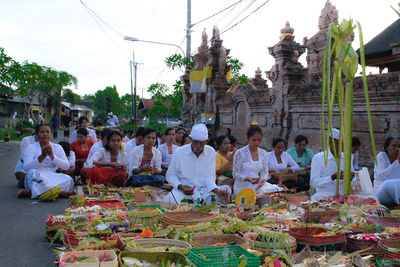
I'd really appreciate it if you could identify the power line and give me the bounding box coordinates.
[191,0,243,27]
[220,0,271,35]
[79,0,129,58]
[79,0,126,37]
[221,0,257,31]
[209,0,242,28]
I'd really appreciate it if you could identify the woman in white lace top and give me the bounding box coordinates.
[232,124,283,196]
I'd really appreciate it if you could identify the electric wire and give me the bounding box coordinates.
[221,0,257,32]
[191,0,243,27]
[220,0,271,36]
[79,0,129,58]
[79,0,126,37]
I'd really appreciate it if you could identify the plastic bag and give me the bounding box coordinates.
[357,167,374,195]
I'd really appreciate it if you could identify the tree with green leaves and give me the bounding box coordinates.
[62,88,81,105]
[226,56,249,84]
[0,47,77,121]
[147,82,169,98]
[164,54,194,70]
[0,48,21,96]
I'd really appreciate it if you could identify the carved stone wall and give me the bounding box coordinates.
[183,1,400,168]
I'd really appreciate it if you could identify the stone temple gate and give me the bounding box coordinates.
[180,0,400,168]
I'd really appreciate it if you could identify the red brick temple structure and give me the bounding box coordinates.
[180,1,400,168]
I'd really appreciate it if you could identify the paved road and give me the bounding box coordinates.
[0,130,69,267]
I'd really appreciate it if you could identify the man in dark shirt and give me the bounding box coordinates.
[61,110,72,140]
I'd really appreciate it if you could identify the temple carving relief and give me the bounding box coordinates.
[180,0,400,168]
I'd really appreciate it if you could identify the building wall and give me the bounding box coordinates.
[217,71,400,169]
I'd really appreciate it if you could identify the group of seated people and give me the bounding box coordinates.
[14,117,400,207]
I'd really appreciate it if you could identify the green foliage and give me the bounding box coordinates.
[147,82,169,98]
[226,56,244,77]
[226,56,249,85]
[62,88,81,105]
[16,120,34,130]
[321,19,376,195]
[165,54,194,70]
[92,85,122,121]
[0,48,21,95]
[145,81,183,132]
[391,5,400,16]
[92,86,137,124]
[0,47,77,119]
[81,94,94,101]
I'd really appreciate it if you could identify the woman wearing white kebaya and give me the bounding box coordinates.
[374,137,400,205]
[18,124,75,199]
[158,128,178,170]
[267,137,305,191]
[232,123,282,196]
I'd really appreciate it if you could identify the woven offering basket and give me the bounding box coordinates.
[60,250,118,267]
[126,238,191,254]
[190,234,249,249]
[248,235,297,254]
[284,194,310,206]
[118,251,189,266]
[128,208,163,226]
[366,216,400,227]
[139,201,177,210]
[162,211,216,228]
[188,245,259,267]
[346,234,377,253]
[289,227,346,251]
[376,238,400,260]
[302,206,340,223]
[236,211,259,221]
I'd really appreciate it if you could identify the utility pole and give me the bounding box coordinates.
[133,60,137,126]
[131,51,143,126]
[186,0,191,59]
[129,58,134,123]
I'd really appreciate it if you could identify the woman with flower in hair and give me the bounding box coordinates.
[232,123,283,196]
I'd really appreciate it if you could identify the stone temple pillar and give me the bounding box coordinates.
[266,22,307,139]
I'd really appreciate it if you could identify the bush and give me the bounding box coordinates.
[16,120,34,130]
[0,128,17,140]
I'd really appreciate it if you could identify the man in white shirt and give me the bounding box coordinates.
[125,127,146,160]
[165,124,230,204]
[107,112,119,127]
[310,128,355,201]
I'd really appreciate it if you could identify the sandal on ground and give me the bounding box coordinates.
[39,186,62,202]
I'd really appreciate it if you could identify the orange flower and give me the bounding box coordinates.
[278,209,286,212]
[185,225,195,228]
[284,221,291,226]
[359,222,365,226]
[140,229,154,238]
[134,188,141,191]
[313,232,327,237]
[216,242,227,246]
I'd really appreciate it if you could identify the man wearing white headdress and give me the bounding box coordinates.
[165,124,231,204]
[310,128,356,200]
[107,112,119,127]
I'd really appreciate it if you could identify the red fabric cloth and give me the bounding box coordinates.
[88,166,127,186]
[70,140,93,162]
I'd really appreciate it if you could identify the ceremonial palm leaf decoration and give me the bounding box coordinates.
[321,19,376,195]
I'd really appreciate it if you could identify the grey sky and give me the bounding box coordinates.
[1,0,398,98]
